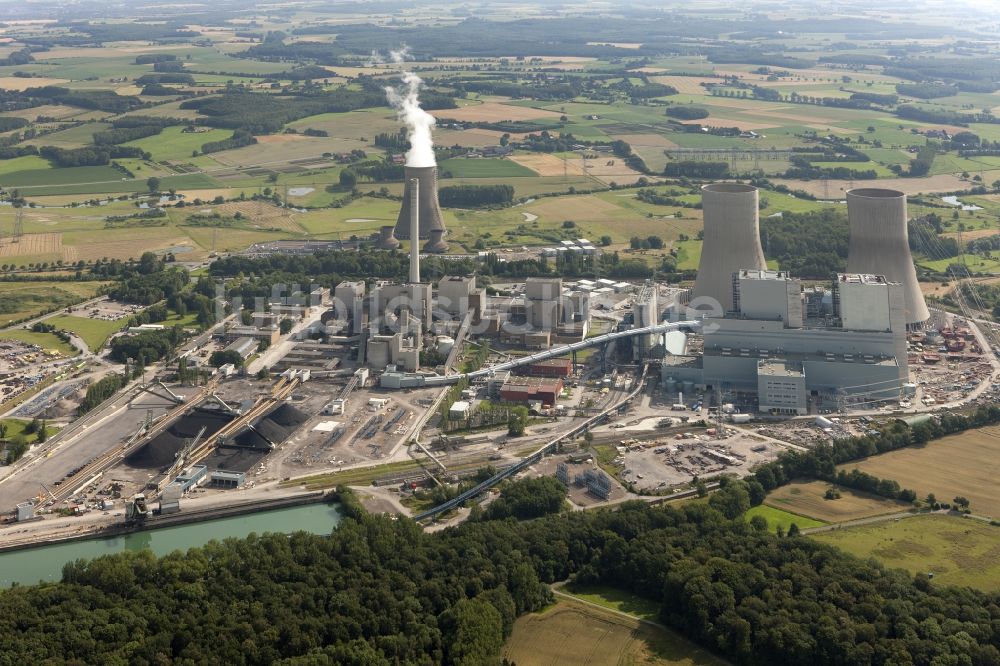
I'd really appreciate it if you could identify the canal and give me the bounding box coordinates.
[0,502,343,587]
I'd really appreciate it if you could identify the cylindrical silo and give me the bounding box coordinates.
[846,188,929,328]
[693,183,767,313]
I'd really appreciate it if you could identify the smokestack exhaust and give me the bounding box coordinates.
[846,188,929,328]
[693,183,767,313]
[409,178,420,283]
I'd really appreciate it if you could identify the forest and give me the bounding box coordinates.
[0,479,998,665]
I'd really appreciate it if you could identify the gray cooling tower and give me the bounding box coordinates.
[393,165,446,240]
[846,188,929,328]
[424,228,448,254]
[375,225,400,250]
[693,183,767,313]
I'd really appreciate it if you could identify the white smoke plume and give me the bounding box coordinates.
[381,46,436,168]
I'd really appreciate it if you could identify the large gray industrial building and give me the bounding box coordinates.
[665,270,908,413]
[664,184,926,414]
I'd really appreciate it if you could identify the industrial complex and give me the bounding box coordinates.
[1,178,995,540]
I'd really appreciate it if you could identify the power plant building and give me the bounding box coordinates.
[664,271,909,411]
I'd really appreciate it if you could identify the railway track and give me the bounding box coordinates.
[50,381,218,504]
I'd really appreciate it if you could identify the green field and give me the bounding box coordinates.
[124,126,235,162]
[744,504,826,533]
[0,165,124,188]
[0,417,59,444]
[439,157,537,178]
[0,155,52,177]
[45,314,127,351]
[562,583,662,622]
[811,515,1000,592]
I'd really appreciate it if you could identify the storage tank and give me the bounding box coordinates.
[663,377,677,393]
[693,183,767,314]
[682,380,695,394]
[437,336,455,356]
[846,188,929,328]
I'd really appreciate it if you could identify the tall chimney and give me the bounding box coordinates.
[846,188,929,328]
[394,165,446,240]
[693,183,767,313]
[409,178,420,284]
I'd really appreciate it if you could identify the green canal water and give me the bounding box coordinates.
[0,502,342,587]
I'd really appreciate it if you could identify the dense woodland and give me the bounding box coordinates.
[0,482,997,664]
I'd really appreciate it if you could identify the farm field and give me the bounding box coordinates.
[744,504,825,533]
[763,480,911,523]
[811,515,1000,592]
[503,597,728,666]
[438,157,537,178]
[438,101,563,122]
[842,426,1000,519]
[45,314,126,351]
[123,126,234,162]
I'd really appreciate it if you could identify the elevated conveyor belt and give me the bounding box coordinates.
[412,319,701,387]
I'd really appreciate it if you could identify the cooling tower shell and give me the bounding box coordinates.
[393,165,446,240]
[846,188,929,327]
[376,225,400,250]
[693,183,767,313]
[424,228,449,254]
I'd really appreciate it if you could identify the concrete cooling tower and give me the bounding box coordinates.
[693,183,767,313]
[846,188,929,328]
[393,165,447,252]
[375,225,400,250]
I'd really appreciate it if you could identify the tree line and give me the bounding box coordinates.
[1,479,998,664]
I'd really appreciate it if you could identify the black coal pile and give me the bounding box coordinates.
[231,403,309,449]
[125,408,233,470]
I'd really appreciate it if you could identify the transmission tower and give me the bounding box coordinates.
[12,206,22,243]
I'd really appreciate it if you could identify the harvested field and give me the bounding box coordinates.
[772,174,969,198]
[254,134,311,144]
[212,202,305,233]
[650,75,719,94]
[438,102,563,123]
[562,155,646,185]
[764,479,910,522]
[65,235,192,262]
[842,426,1000,519]
[609,132,678,148]
[503,598,726,666]
[526,194,620,221]
[510,153,586,177]
[941,227,999,241]
[0,233,61,258]
[812,515,1000,592]
[697,116,778,131]
[0,77,69,91]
